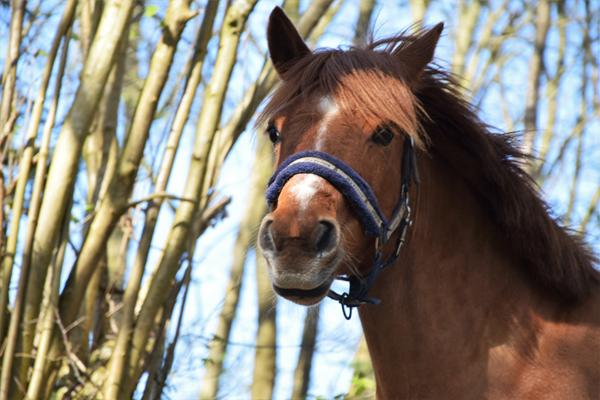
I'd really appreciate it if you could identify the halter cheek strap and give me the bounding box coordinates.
[265,136,418,319]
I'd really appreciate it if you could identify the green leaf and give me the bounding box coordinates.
[144,5,159,18]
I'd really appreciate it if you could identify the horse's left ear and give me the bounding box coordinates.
[395,22,444,81]
[267,6,311,77]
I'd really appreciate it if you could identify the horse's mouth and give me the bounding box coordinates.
[272,279,332,305]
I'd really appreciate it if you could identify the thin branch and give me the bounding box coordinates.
[127,192,198,209]
[579,186,600,233]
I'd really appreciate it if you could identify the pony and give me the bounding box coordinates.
[257,7,600,399]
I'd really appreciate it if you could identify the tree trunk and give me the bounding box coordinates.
[76,15,129,364]
[23,202,72,400]
[354,0,375,45]
[127,2,258,394]
[452,0,482,80]
[251,253,277,400]
[409,0,430,25]
[203,0,336,191]
[0,0,27,343]
[37,1,199,396]
[0,0,75,367]
[535,0,566,179]
[19,0,136,383]
[0,0,26,143]
[522,0,550,156]
[104,0,220,394]
[346,337,375,399]
[291,306,320,400]
[199,131,271,399]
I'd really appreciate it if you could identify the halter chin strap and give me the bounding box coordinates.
[266,136,418,319]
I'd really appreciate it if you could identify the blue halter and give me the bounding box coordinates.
[266,136,418,319]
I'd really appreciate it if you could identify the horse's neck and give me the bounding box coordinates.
[357,155,554,398]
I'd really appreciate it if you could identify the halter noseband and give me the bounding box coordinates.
[266,136,418,319]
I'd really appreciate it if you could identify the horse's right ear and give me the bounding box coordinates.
[267,7,310,77]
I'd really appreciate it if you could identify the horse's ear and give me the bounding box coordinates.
[267,6,310,77]
[396,22,444,81]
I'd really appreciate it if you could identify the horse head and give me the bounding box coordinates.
[257,7,442,308]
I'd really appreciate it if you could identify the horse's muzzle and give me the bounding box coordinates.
[258,214,342,305]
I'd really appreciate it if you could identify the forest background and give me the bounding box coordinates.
[0,0,598,398]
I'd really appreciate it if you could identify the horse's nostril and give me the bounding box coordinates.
[259,220,276,252]
[315,220,337,254]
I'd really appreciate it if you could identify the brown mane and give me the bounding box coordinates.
[416,68,599,302]
[260,30,599,302]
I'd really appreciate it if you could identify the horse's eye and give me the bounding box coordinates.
[267,125,281,144]
[371,126,394,146]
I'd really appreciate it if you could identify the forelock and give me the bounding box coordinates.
[259,47,425,146]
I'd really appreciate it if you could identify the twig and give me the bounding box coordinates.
[154,262,192,398]
[54,309,87,378]
[126,192,198,209]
